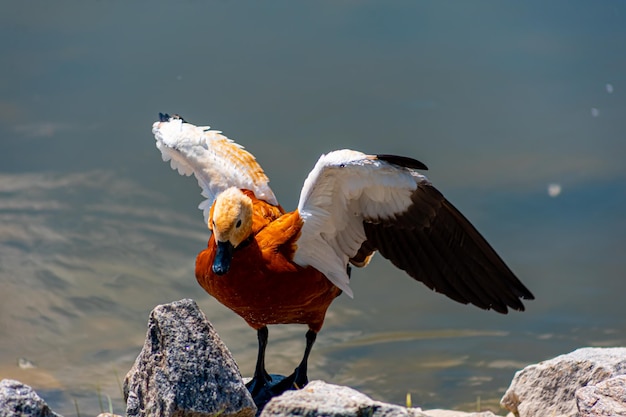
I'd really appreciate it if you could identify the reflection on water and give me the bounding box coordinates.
[334,329,510,348]
[0,171,207,413]
[3,1,626,416]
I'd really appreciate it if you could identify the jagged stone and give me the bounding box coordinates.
[576,374,626,417]
[0,379,63,417]
[501,347,626,417]
[124,299,256,417]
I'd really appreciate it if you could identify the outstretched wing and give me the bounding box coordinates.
[293,150,534,313]
[152,114,278,224]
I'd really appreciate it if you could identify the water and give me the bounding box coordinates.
[2,1,626,415]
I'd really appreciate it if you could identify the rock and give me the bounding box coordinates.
[259,380,497,417]
[576,375,626,417]
[124,299,256,417]
[425,411,499,417]
[260,380,429,417]
[0,379,63,417]
[501,347,626,417]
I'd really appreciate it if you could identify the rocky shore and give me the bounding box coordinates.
[2,299,625,417]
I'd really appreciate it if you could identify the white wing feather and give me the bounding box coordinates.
[152,116,278,224]
[293,150,427,297]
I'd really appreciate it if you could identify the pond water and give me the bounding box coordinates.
[2,2,626,415]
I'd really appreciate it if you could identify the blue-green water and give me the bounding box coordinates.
[2,2,626,415]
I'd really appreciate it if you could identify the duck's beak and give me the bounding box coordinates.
[213,240,234,275]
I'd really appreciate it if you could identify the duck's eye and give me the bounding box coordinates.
[236,219,242,228]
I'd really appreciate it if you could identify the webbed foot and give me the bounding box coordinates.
[246,373,295,411]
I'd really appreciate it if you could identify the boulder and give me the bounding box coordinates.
[124,299,256,417]
[260,380,498,417]
[501,347,626,417]
[576,375,626,417]
[0,379,63,417]
[260,380,428,417]
[425,411,499,417]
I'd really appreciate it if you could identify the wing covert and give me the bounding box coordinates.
[293,150,428,297]
[152,114,278,224]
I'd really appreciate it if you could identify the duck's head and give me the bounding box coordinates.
[210,187,254,275]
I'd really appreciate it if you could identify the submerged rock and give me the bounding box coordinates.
[501,347,626,417]
[0,379,63,417]
[124,298,256,417]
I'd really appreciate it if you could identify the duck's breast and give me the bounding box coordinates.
[196,211,341,331]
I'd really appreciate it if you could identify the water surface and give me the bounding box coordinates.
[2,2,626,415]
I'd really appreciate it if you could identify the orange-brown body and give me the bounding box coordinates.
[195,190,342,333]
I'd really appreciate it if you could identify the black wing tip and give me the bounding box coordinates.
[490,288,535,314]
[484,301,519,315]
[158,113,186,123]
[376,154,428,171]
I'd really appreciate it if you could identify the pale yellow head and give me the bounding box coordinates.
[210,187,253,247]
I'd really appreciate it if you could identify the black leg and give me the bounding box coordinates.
[246,326,271,395]
[272,328,317,392]
[247,328,319,412]
[293,329,317,388]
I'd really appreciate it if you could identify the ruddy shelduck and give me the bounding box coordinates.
[152,113,534,406]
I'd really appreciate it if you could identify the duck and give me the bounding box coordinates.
[152,113,534,407]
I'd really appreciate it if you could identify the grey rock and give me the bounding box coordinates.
[261,380,429,417]
[576,375,626,417]
[260,381,499,417]
[124,299,256,417]
[424,411,499,417]
[0,379,63,417]
[501,347,626,417]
